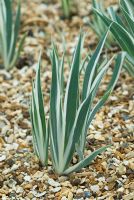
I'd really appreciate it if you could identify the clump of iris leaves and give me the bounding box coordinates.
[31,30,125,175]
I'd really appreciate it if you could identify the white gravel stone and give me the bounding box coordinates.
[90,185,100,193]
[123,160,129,166]
[2,168,11,175]
[2,164,20,174]
[24,175,31,182]
[98,177,105,182]
[48,178,60,187]
[61,197,68,200]
[104,186,108,190]
[11,164,20,171]
[4,143,19,150]
[2,196,7,200]
[76,188,83,194]
[16,186,24,193]
[32,191,46,197]
[51,187,61,193]
[33,171,44,179]
[7,179,17,188]
[0,155,6,162]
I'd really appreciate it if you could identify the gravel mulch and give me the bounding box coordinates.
[0,0,134,199]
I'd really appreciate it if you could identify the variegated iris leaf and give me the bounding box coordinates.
[89,0,115,47]
[0,0,26,71]
[31,30,125,175]
[30,55,49,166]
[93,0,134,77]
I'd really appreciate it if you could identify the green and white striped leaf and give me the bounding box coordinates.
[120,0,134,37]
[31,56,49,166]
[63,145,111,175]
[62,52,125,174]
[31,34,126,175]
[90,0,114,47]
[9,0,21,63]
[82,30,109,100]
[94,4,134,77]
[94,8,134,56]
[50,47,64,172]
[4,0,12,53]
[0,0,26,70]
[87,52,126,128]
[64,55,114,166]
[120,0,134,20]
[63,33,83,147]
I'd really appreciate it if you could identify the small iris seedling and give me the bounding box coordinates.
[61,0,70,18]
[31,30,125,175]
[61,0,74,18]
[94,0,134,77]
[90,0,115,47]
[0,0,26,71]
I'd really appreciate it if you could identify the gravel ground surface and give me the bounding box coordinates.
[0,0,134,199]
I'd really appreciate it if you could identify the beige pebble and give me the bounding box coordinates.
[126,152,134,159]
[68,191,73,200]
[117,164,126,175]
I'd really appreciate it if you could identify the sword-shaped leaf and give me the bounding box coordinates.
[64,33,83,146]
[50,47,64,172]
[87,52,126,127]
[64,56,114,166]
[4,0,12,52]
[31,56,49,166]
[63,145,111,175]
[93,9,134,56]
[9,1,21,62]
[0,0,26,70]
[93,2,134,77]
[82,30,108,100]
[120,1,134,37]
